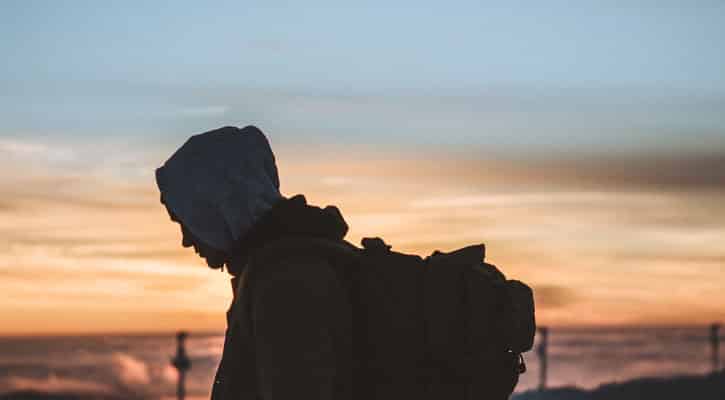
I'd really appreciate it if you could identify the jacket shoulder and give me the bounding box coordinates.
[251,237,359,272]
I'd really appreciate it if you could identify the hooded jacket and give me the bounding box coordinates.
[211,194,355,400]
[156,126,354,399]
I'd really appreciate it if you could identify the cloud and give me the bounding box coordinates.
[554,153,725,190]
[152,105,229,118]
[0,353,162,399]
[0,139,74,162]
[111,353,150,387]
[440,152,725,191]
[410,192,639,209]
[0,200,17,212]
[613,253,725,266]
[320,176,354,186]
[280,145,725,193]
[8,78,725,155]
[534,285,578,309]
[0,374,113,396]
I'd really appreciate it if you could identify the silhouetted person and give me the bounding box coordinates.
[537,327,549,391]
[711,323,721,373]
[171,331,191,400]
[156,126,535,400]
[157,126,352,399]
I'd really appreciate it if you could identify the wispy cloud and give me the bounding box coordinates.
[152,105,230,118]
[0,138,75,162]
[1,129,725,332]
[534,285,578,309]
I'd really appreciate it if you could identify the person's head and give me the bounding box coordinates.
[156,126,282,273]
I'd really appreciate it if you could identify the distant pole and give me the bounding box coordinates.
[537,327,549,391]
[172,331,192,400]
[711,323,721,373]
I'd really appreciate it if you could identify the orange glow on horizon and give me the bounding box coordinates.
[1,145,724,335]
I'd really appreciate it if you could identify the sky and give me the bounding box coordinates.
[1,1,724,335]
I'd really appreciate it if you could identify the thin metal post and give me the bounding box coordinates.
[172,331,192,400]
[711,323,721,374]
[537,327,549,391]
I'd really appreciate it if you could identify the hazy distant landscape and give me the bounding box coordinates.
[0,327,721,400]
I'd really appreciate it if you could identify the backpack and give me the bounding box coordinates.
[238,236,536,400]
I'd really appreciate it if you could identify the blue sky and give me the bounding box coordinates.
[2,1,724,154]
[4,1,725,88]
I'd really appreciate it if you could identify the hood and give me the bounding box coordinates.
[155,125,282,252]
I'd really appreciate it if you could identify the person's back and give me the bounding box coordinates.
[210,195,356,399]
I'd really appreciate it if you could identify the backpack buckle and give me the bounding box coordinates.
[517,354,527,374]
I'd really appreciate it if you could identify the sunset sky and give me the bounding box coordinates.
[2,1,725,335]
